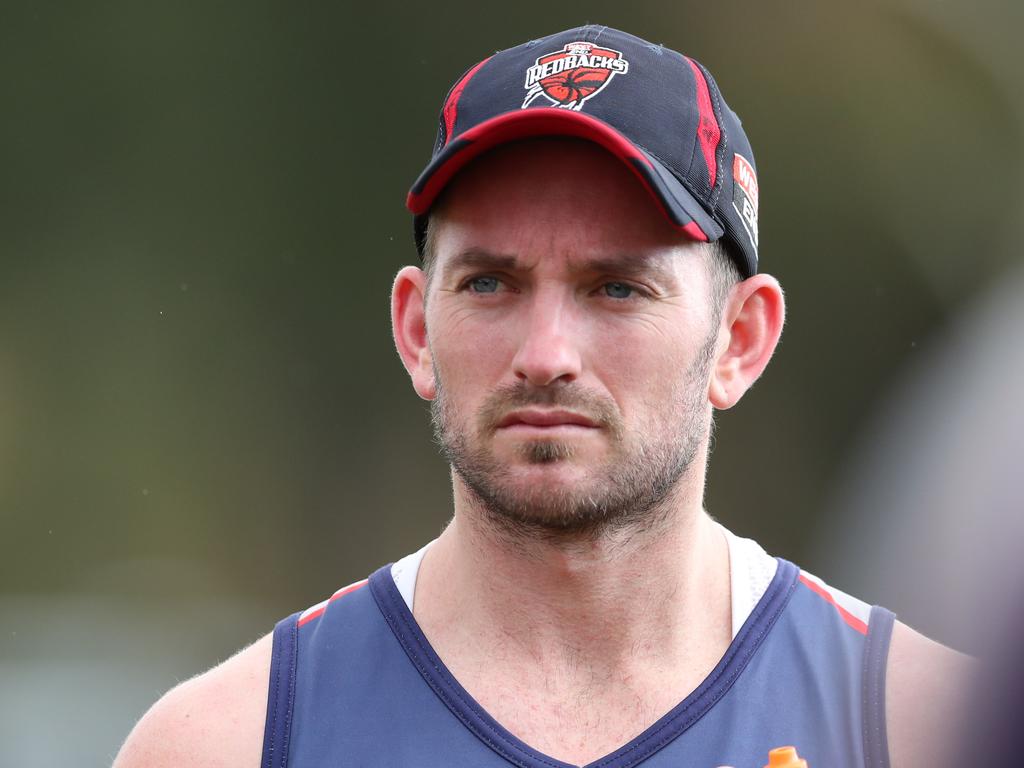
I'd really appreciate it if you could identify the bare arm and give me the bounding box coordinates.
[113,633,273,768]
[886,621,975,768]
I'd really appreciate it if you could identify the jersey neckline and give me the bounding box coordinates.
[368,557,799,768]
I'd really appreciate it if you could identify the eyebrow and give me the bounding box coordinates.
[441,248,679,287]
[580,254,677,287]
[442,249,521,280]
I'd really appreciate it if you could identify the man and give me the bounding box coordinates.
[115,25,970,768]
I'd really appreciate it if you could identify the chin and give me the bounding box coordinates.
[503,463,591,492]
[515,440,577,464]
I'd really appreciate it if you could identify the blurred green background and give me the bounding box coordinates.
[1,1,1021,765]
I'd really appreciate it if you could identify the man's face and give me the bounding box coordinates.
[424,140,723,535]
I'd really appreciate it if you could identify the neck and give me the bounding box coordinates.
[416,462,731,672]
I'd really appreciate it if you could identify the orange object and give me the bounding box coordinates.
[764,746,808,768]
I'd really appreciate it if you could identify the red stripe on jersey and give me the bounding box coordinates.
[298,579,369,627]
[684,57,721,189]
[798,574,868,635]
[442,57,493,146]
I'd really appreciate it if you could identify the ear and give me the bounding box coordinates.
[708,274,785,409]
[391,266,436,400]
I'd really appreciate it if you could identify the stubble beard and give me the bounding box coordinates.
[430,333,718,540]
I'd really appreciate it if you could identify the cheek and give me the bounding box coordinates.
[593,329,704,408]
[428,317,517,409]
[591,320,683,372]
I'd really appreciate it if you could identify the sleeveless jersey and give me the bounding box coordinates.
[261,537,894,768]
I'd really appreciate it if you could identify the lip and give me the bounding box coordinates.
[495,409,599,429]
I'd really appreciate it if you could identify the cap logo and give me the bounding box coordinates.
[732,154,759,249]
[522,41,629,111]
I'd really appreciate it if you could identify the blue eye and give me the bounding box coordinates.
[468,276,500,293]
[604,282,634,299]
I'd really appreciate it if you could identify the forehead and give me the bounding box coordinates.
[428,138,702,273]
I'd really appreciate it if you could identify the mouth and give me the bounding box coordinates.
[495,409,600,430]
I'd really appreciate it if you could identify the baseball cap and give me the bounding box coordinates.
[407,24,760,277]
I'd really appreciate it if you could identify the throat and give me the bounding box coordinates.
[405,514,735,764]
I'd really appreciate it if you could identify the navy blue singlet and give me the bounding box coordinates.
[261,559,894,768]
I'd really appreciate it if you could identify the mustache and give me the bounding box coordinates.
[477,382,621,433]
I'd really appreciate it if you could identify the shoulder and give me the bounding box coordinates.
[886,620,975,768]
[113,632,273,768]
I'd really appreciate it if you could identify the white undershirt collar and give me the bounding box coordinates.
[390,523,778,640]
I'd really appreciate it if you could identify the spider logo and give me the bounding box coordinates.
[522,42,629,111]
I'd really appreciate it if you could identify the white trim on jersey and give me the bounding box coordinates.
[797,568,873,628]
[391,540,432,613]
[719,523,779,640]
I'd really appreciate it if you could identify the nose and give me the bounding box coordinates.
[510,291,583,387]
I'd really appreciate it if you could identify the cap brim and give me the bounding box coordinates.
[406,109,724,245]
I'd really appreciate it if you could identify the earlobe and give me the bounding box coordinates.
[708,274,785,410]
[391,266,436,400]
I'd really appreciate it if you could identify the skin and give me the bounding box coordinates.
[422,148,725,539]
[114,140,972,768]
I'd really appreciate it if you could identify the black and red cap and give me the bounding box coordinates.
[407,25,760,277]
